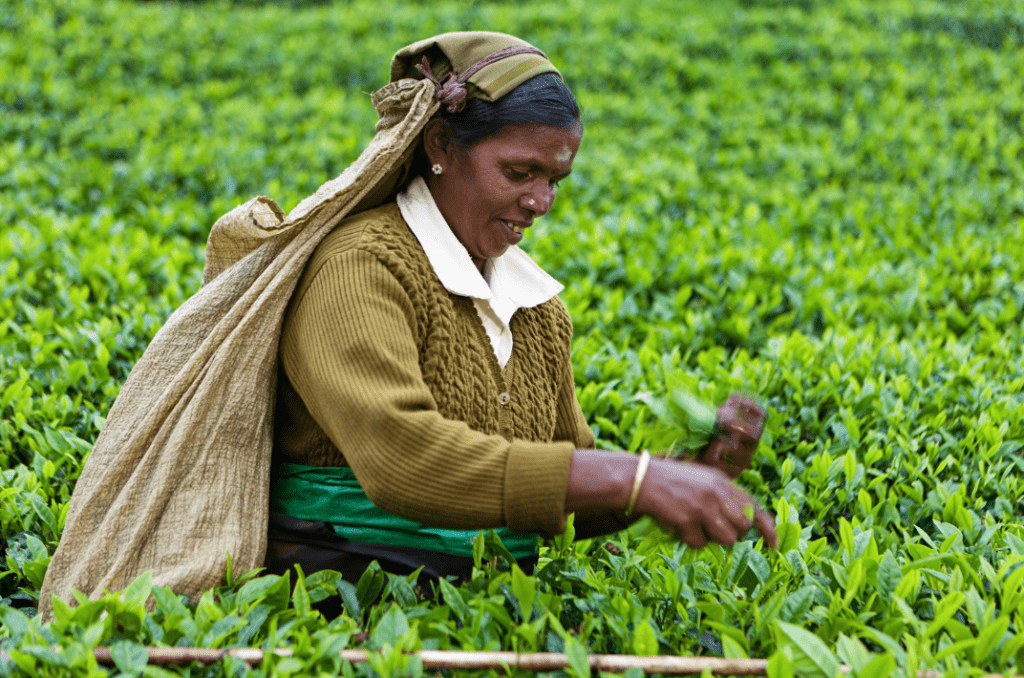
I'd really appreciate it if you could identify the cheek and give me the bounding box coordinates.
[477,172,515,209]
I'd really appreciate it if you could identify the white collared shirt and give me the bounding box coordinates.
[397,176,564,369]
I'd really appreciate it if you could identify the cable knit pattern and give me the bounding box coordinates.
[274,203,593,535]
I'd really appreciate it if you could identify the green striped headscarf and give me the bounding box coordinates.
[391,31,561,107]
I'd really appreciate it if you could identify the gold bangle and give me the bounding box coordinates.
[625,449,651,517]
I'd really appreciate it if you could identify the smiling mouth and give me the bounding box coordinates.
[501,220,526,235]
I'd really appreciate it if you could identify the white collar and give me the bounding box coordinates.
[396,176,564,321]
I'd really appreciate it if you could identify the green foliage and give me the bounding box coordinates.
[3,0,1024,674]
[637,379,718,453]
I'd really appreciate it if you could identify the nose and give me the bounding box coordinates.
[520,184,555,216]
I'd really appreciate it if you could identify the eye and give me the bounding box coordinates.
[508,169,530,181]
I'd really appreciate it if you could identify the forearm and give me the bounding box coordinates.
[565,448,636,512]
[564,449,641,538]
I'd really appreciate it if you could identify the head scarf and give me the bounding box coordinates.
[394,32,558,106]
[287,31,559,228]
[39,33,559,617]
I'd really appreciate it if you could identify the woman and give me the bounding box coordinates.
[39,32,774,618]
[263,31,777,586]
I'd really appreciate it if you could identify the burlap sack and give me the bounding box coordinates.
[38,78,440,616]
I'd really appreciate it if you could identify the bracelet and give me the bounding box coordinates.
[625,449,651,517]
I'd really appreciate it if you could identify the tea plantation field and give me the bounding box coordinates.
[2,0,1024,675]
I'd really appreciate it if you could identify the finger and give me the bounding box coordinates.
[702,514,742,546]
[720,486,756,530]
[730,420,761,443]
[736,397,764,417]
[731,397,766,434]
[679,524,708,550]
[753,507,779,549]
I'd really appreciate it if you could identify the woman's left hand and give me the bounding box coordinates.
[697,393,765,479]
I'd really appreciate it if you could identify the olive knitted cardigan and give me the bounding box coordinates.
[273,202,595,536]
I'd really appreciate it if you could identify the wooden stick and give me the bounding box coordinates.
[360,650,768,674]
[93,647,768,674]
[89,647,1024,677]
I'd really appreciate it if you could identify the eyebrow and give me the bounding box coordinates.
[509,161,573,180]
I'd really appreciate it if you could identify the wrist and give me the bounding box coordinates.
[565,449,647,513]
[625,450,651,516]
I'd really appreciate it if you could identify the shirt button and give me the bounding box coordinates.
[498,392,511,406]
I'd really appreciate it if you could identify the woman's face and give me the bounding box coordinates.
[425,122,582,268]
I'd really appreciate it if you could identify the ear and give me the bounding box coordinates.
[422,119,454,167]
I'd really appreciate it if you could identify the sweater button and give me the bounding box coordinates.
[498,392,511,406]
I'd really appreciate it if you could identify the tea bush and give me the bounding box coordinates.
[2,0,1023,675]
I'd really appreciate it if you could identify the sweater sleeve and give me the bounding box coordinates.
[279,247,574,535]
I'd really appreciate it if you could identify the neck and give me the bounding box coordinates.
[423,173,486,274]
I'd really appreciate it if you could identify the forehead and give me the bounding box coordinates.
[471,124,582,170]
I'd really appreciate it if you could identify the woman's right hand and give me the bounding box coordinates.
[565,449,778,548]
[633,458,778,549]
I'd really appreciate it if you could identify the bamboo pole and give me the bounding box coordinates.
[352,650,768,674]
[92,647,768,674]
[90,647,1024,677]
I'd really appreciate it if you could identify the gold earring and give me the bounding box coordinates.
[432,164,444,175]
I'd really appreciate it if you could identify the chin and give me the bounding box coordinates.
[481,246,509,260]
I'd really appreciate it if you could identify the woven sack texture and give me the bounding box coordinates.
[38,79,440,617]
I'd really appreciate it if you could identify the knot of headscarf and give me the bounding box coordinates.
[414,44,549,113]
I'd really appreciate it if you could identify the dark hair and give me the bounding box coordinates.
[437,72,581,149]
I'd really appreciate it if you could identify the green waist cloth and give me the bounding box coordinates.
[269,463,539,559]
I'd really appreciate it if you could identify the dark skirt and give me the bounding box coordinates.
[264,512,537,615]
